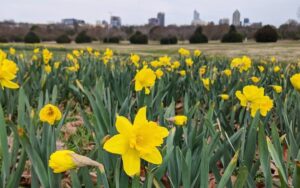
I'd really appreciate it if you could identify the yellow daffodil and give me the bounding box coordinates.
[251,76,260,84]
[49,150,103,173]
[291,73,300,91]
[231,56,252,72]
[134,67,156,94]
[172,61,181,69]
[33,48,40,54]
[9,48,16,55]
[39,104,62,125]
[223,69,232,77]
[0,59,19,89]
[44,65,52,74]
[104,48,113,58]
[155,69,164,79]
[103,107,169,176]
[130,54,140,66]
[86,47,93,54]
[72,50,81,58]
[271,56,276,63]
[271,85,282,93]
[236,85,273,117]
[194,50,201,57]
[179,70,186,76]
[159,56,171,67]
[150,60,161,68]
[178,48,190,56]
[274,66,280,73]
[258,66,265,72]
[199,66,206,77]
[250,96,274,117]
[49,150,77,173]
[54,62,61,69]
[168,115,188,126]
[202,78,210,91]
[185,58,194,67]
[42,49,53,64]
[219,94,230,100]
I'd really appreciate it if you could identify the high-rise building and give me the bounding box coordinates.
[191,10,207,26]
[232,10,241,26]
[148,18,159,26]
[219,18,230,25]
[243,18,250,26]
[110,16,121,28]
[61,18,85,26]
[157,12,165,27]
[193,10,200,20]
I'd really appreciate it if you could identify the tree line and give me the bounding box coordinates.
[0,20,298,44]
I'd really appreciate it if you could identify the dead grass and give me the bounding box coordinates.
[2,40,300,62]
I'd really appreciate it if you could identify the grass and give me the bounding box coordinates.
[1,40,300,61]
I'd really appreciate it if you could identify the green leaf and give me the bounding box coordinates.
[233,165,248,188]
[258,123,272,188]
[266,136,288,185]
[217,149,239,188]
[0,105,10,185]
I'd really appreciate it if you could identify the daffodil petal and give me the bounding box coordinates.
[140,147,162,165]
[122,148,140,176]
[133,106,147,127]
[0,79,19,89]
[116,116,133,134]
[103,134,129,154]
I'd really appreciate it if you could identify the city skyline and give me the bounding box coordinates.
[0,0,299,26]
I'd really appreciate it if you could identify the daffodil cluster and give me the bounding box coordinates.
[236,85,273,117]
[0,50,19,89]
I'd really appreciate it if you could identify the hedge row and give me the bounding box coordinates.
[0,26,279,44]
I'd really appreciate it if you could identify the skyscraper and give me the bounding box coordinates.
[191,10,207,26]
[157,12,165,27]
[148,18,159,26]
[110,16,121,28]
[193,10,200,20]
[232,10,241,26]
[243,18,250,26]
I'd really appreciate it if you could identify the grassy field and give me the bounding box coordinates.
[1,40,300,61]
[2,43,300,187]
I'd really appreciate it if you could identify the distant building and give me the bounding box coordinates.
[110,16,121,28]
[193,10,200,20]
[191,10,207,26]
[251,22,263,28]
[232,10,241,26]
[243,18,250,26]
[61,18,85,26]
[148,18,159,26]
[157,12,165,27]
[96,20,109,27]
[219,18,230,25]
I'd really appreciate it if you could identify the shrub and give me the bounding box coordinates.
[160,36,178,45]
[129,31,148,44]
[255,25,278,42]
[221,25,243,43]
[0,36,9,43]
[103,36,120,44]
[11,36,24,42]
[24,31,41,43]
[75,31,92,43]
[189,26,208,44]
[56,34,72,44]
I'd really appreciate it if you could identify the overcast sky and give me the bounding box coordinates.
[1,0,299,26]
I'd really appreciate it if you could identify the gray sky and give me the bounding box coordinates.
[0,0,299,26]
